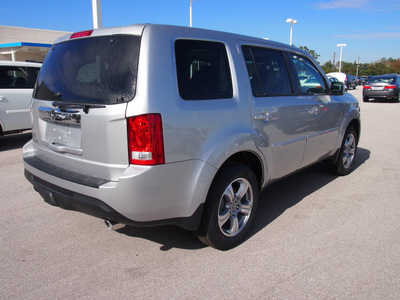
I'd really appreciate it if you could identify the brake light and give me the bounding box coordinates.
[363,85,371,90]
[384,85,396,89]
[70,30,93,39]
[127,114,165,165]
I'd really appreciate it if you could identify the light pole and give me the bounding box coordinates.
[190,0,199,27]
[286,18,297,46]
[92,0,103,29]
[337,43,347,73]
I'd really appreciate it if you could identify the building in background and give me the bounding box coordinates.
[0,25,70,62]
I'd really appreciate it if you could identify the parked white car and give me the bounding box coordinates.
[0,60,41,135]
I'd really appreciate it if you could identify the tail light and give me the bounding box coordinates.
[384,85,396,89]
[363,85,371,90]
[127,114,165,165]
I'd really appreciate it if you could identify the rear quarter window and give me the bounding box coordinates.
[175,40,233,100]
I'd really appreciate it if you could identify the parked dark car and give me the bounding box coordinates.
[363,74,400,102]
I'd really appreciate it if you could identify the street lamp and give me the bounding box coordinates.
[286,18,297,46]
[337,43,347,73]
[190,0,199,27]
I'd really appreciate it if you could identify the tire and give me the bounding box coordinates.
[330,127,358,176]
[196,163,258,250]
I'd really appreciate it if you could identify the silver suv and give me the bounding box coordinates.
[23,24,360,250]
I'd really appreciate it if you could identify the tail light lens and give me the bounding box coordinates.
[127,114,165,165]
[363,85,371,90]
[384,85,397,89]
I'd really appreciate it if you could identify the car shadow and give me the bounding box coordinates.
[118,225,207,251]
[248,147,370,240]
[0,132,32,151]
[114,147,370,251]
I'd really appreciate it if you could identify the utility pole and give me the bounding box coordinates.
[356,56,360,77]
[333,52,336,71]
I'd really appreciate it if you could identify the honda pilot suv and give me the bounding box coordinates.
[23,24,361,250]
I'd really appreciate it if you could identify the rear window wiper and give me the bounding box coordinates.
[52,101,106,114]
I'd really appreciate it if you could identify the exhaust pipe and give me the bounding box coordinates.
[104,220,126,231]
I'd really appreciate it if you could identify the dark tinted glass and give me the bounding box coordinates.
[175,40,233,100]
[242,46,293,97]
[34,35,140,104]
[0,66,40,89]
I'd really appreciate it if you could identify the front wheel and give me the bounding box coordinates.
[330,127,358,176]
[196,163,258,250]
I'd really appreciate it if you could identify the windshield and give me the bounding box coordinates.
[34,35,140,104]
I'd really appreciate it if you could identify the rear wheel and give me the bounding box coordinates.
[196,163,258,250]
[330,127,358,176]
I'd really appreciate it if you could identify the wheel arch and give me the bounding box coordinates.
[211,150,264,193]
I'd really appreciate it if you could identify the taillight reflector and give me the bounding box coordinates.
[70,30,94,39]
[127,114,165,165]
[384,85,397,89]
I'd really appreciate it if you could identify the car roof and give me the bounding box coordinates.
[0,60,42,67]
[54,23,305,57]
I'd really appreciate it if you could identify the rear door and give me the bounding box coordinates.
[242,45,308,180]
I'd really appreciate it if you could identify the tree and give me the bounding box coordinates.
[299,46,320,63]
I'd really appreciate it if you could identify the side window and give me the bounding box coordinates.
[289,54,328,95]
[175,40,233,100]
[0,66,40,89]
[242,46,293,97]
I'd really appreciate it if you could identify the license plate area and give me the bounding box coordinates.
[39,107,83,154]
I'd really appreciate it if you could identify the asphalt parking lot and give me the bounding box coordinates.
[1,87,399,299]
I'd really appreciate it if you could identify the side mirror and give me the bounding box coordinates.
[331,82,345,95]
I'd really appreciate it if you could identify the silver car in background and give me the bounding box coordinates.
[23,24,360,250]
[0,60,41,135]
[363,74,400,102]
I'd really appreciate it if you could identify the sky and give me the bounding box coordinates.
[1,0,400,65]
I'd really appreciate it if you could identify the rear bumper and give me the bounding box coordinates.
[24,169,203,230]
[363,89,398,99]
[23,143,216,231]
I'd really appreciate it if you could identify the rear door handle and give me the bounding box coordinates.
[254,111,270,121]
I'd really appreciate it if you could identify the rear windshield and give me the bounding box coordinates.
[369,77,395,84]
[34,35,140,104]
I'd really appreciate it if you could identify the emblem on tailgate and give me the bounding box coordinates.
[39,107,81,126]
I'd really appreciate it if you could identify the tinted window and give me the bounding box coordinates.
[242,46,293,97]
[290,54,328,95]
[0,66,40,89]
[34,35,140,104]
[175,40,233,100]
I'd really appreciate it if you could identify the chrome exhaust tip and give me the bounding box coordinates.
[104,220,126,231]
